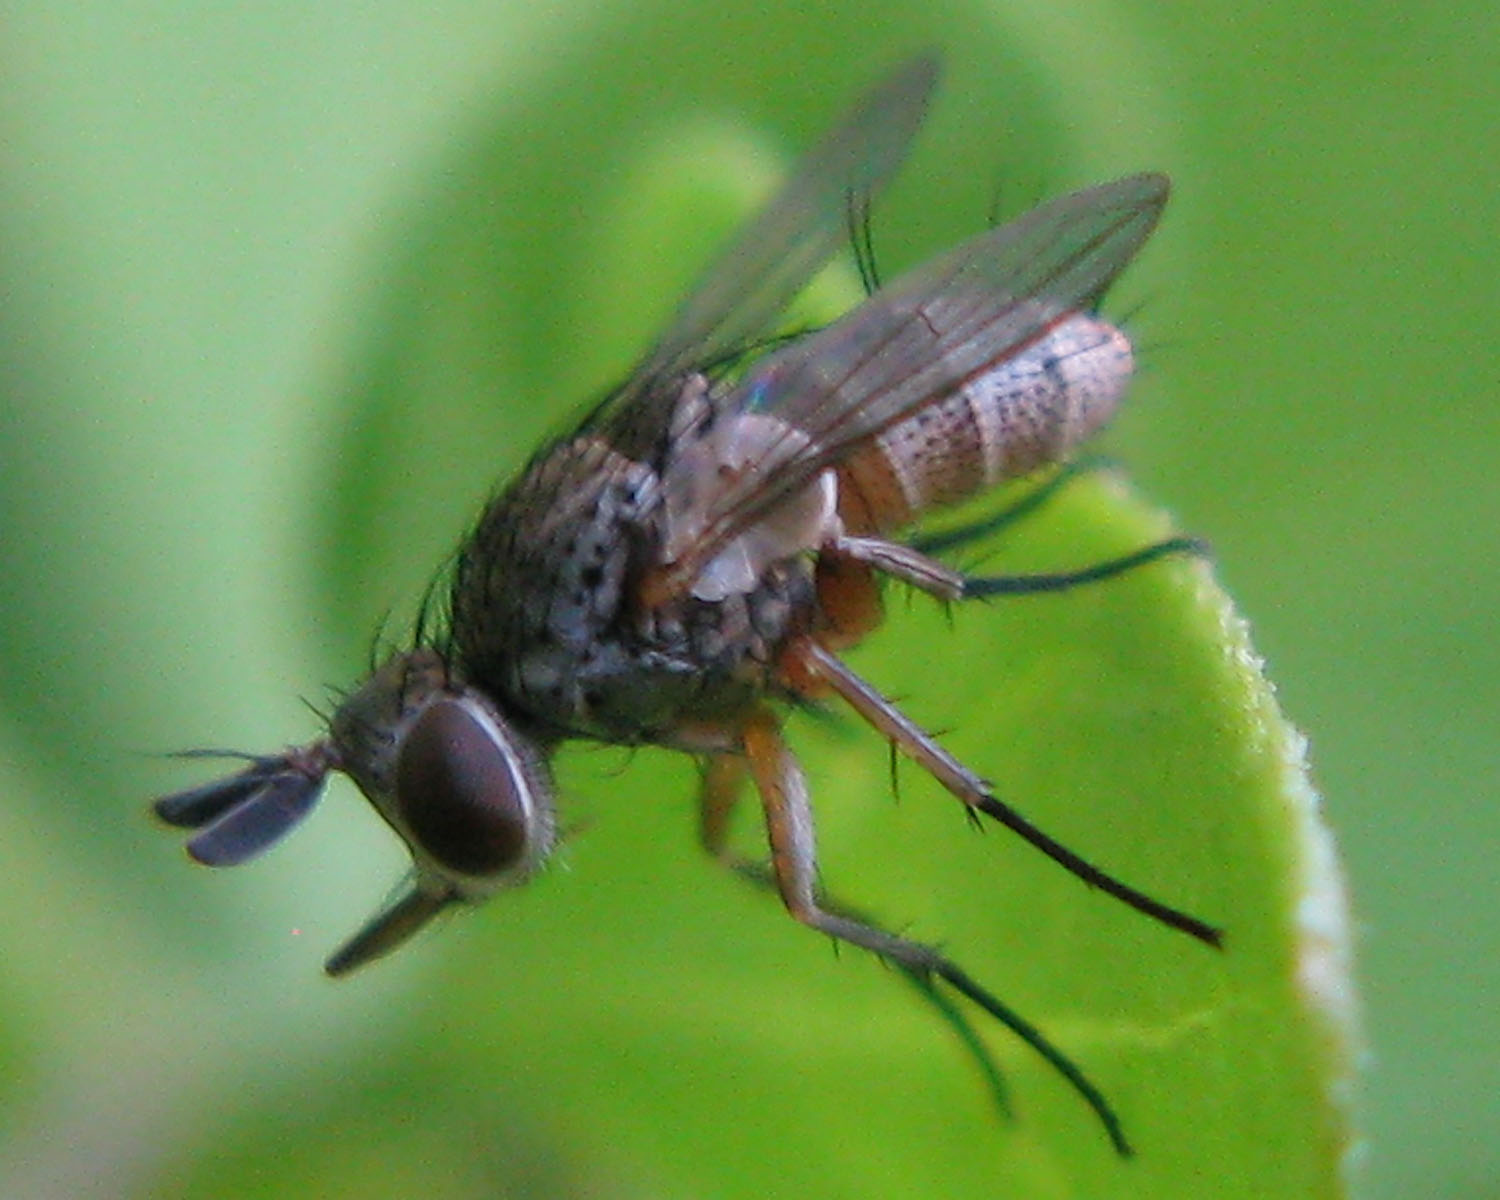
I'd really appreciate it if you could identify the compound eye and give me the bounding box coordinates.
[394,696,537,877]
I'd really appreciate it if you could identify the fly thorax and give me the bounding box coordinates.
[451,436,661,720]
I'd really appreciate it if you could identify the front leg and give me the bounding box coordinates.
[735,706,1135,1156]
[695,747,1014,1121]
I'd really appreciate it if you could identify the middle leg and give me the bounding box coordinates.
[781,636,1223,948]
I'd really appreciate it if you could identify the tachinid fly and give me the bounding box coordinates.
[155,56,1221,1154]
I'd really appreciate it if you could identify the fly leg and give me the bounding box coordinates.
[782,635,1222,948]
[736,707,1133,1155]
[902,456,1209,578]
[696,749,1012,1119]
[960,536,1206,598]
[830,530,1205,603]
[697,751,747,866]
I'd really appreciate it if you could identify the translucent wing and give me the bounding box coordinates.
[652,173,1170,593]
[598,55,938,457]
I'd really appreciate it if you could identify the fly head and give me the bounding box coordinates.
[154,648,556,975]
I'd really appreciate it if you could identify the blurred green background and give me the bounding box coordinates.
[1,1,1492,1197]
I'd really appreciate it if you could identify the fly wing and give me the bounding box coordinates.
[597,55,938,458]
[651,173,1170,595]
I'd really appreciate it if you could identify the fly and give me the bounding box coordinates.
[154,55,1221,1155]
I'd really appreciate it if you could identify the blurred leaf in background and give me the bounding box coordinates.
[0,1,1494,1197]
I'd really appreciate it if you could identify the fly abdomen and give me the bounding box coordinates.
[836,311,1134,535]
